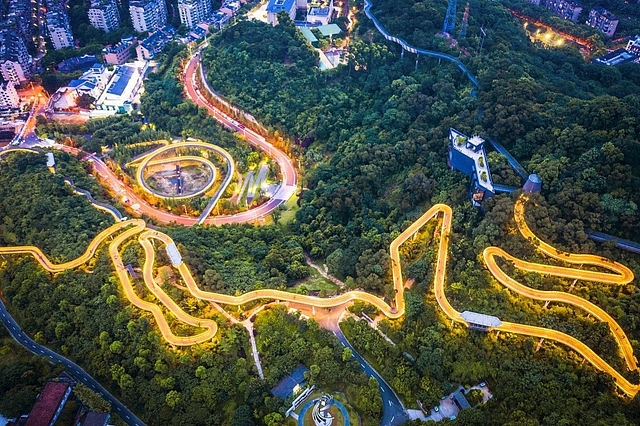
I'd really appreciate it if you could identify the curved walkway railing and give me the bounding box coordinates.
[64,178,123,221]
[587,231,640,255]
[487,137,529,180]
[1,191,638,394]
[363,0,480,88]
[0,148,123,221]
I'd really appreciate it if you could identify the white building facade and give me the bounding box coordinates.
[88,0,121,33]
[46,11,74,50]
[129,0,168,33]
[0,81,19,107]
[178,0,212,28]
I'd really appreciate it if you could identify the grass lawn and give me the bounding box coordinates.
[279,192,299,225]
[294,269,339,295]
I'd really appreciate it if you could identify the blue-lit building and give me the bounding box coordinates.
[449,128,494,206]
[266,0,296,25]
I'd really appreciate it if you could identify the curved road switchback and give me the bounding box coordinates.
[0,300,145,426]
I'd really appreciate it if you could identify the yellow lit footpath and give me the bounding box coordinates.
[0,175,638,394]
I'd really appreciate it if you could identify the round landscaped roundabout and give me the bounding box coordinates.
[298,394,349,426]
[127,141,234,200]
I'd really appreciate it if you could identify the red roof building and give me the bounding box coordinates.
[25,382,72,426]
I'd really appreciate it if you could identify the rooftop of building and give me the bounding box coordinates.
[309,0,331,7]
[68,79,96,89]
[461,311,502,328]
[103,40,134,54]
[90,0,116,7]
[82,411,110,426]
[58,54,97,72]
[591,6,617,19]
[106,66,135,96]
[300,27,318,43]
[593,48,639,66]
[450,128,494,193]
[24,382,70,426]
[46,11,71,26]
[140,25,176,50]
[452,391,471,410]
[318,23,341,36]
[266,0,295,13]
[308,6,331,16]
[271,365,308,399]
[96,62,147,107]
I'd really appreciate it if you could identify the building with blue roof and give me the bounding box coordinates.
[271,365,309,399]
[58,55,97,73]
[50,63,109,111]
[266,0,296,25]
[593,48,639,66]
[136,26,176,61]
[94,62,147,114]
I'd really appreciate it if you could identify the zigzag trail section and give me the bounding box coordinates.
[0,149,638,395]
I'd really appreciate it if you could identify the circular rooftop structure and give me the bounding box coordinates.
[523,173,542,194]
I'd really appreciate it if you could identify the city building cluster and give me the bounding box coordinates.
[0,0,37,87]
[527,0,619,37]
[266,0,335,26]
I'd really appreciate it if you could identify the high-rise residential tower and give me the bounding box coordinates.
[129,0,168,33]
[88,0,121,33]
[178,0,212,28]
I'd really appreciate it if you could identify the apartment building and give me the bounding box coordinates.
[102,35,136,65]
[0,30,32,84]
[0,81,19,108]
[88,0,121,33]
[178,0,212,28]
[543,0,582,23]
[46,11,74,49]
[129,0,168,33]
[586,7,619,37]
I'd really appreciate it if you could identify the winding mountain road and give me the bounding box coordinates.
[0,299,145,426]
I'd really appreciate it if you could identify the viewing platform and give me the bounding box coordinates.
[448,128,494,206]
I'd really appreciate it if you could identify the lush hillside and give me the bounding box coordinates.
[198,1,640,424]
